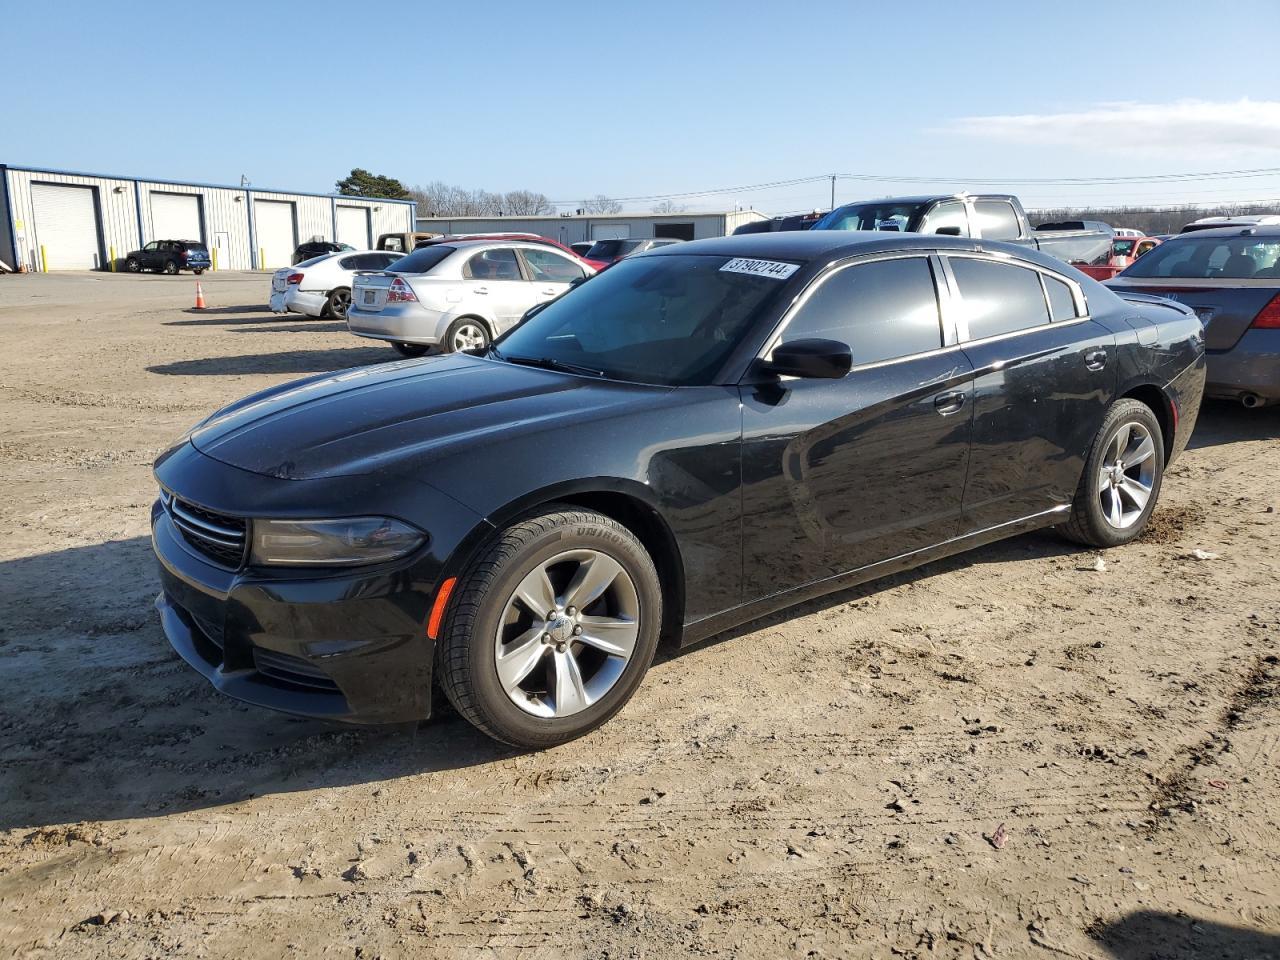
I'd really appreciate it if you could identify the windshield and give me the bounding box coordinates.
[494,254,798,386]
[387,245,456,274]
[1122,235,1280,279]
[811,202,927,232]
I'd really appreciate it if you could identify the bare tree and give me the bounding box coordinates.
[501,190,556,216]
[581,195,623,215]
[1027,201,1280,237]
[651,200,688,214]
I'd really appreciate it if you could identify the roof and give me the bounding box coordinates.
[646,229,1078,274]
[1166,224,1280,240]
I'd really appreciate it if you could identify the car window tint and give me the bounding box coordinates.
[919,201,970,237]
[388,245,455,274]
[1043,275,1078,321]
[950,258,1051,340]
[145,242,159,251]
[464,248,523,280]
[781,257,942,364]
[972,201,1021,241]
[1123,236,1280,279]
[522,249,585,283]
[338,256,358,270]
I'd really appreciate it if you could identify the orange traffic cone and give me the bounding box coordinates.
[194,281,207,310]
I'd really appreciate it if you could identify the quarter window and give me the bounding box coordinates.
[464,248,523,281]
[972,201,1021,241]
[522,249,586,283]
[949,258,1051,340]
[1043,274,1079,321]
[780,257,943,365]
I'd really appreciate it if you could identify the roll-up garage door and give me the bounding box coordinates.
[151,192,202,242]
[31,183,102,270]
[590,223,629,240]
[255,200,296,268]
[335,206,371,248]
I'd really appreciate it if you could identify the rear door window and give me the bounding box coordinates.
[972,201,1021,241]
[919,201,970,237]
[1043,274,1079,321]
[780,256,943,365]
[949,257,1051,340]
[464,248,524,280]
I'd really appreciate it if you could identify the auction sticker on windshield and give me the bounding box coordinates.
[720,258,800,280]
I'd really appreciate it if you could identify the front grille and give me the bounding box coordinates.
[161,490,248,568]
[253,649,341,692]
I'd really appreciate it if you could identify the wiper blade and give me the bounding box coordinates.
[503,355,605,377]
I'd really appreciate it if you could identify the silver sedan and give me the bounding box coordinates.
[347,239,593,357]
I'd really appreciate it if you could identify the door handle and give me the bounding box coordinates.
[1085,348,1107,371]
[933,391,966,415]
[542,288,558,296]
[474,286,489,295]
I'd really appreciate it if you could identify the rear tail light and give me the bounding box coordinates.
[387,277,417,303]
[286,273,304,285]
[1251,291,1280,329]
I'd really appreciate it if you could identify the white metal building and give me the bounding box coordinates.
[415,210,767,245]
[0,163,417,272]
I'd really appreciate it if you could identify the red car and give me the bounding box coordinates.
[1076,236,1162,281]
[414,232,607,271]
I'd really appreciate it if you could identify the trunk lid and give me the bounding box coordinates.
[1105,278,1278,350]
[352,272,396,312]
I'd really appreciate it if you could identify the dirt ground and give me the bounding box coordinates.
[1,271,1278,960]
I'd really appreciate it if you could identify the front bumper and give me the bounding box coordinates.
[153,507,435,723]
[1206,329,1280,402]
[347,302,449,346]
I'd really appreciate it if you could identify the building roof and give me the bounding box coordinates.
[417,210,764,221]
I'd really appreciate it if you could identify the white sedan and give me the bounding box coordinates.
[347,239,593,356]
[269,250,405,320]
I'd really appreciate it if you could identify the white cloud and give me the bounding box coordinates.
[943,99,1280,154]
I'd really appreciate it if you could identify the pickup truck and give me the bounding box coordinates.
[810,193,1113,268]
[376,231,440,253]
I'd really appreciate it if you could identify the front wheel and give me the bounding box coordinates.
[1060,398,1165,547]
[437,506,662,748]
[126,257,141,273]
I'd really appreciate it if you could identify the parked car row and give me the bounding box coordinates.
[269,250,405,320]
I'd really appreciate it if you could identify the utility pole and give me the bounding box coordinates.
[830,174,837,211]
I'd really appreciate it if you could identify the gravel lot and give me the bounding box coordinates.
[1,271,1278,960]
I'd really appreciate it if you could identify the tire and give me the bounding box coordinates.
[437,506,662,748]
[326,287,351,321]
[126,258,141,273]
[1059,398,1165,548]
[444,317,490,353]
[392,342,429,358]
[163,260,178,275]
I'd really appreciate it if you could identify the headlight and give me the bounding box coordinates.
[250,517,425,566]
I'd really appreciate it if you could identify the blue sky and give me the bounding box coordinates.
[5,0,1280,213]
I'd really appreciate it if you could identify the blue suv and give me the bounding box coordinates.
[125,240,211,275]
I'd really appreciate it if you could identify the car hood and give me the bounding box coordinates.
[188,353,672,480]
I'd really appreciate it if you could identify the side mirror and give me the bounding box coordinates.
[934,226,962,236]
[761,338,852,380]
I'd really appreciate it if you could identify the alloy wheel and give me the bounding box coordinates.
[493,549,640,718]
[1097,421,1157,529]
[451,322,487,352]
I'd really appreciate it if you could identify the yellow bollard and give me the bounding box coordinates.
[259,247,266,271]
[211,247,218,272]
[40,245,48,273]
[109,245,116,272]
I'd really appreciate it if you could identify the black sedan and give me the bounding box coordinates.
[152,231,1205,748]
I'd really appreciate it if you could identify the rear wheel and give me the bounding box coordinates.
[392,342,429,358]
[1060,398,1165,547]
[437,506,662,748]
[326,287,351,320]
[445,317,489,353]
[163,260,178,275]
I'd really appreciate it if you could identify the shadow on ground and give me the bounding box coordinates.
[1188,399,1280,449]
[1093,910,1280,959]
[147,346,392,376]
